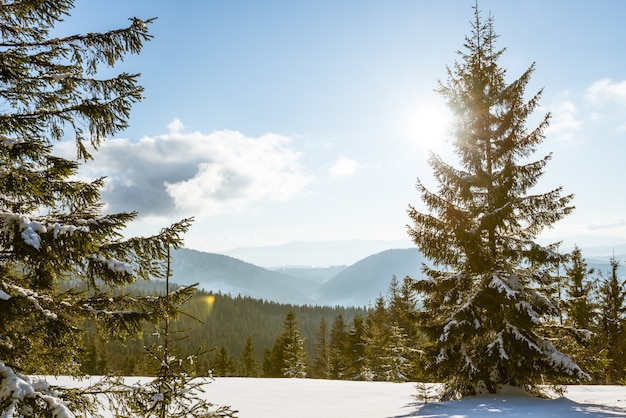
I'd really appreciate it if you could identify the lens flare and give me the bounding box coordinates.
[204,294,216,316]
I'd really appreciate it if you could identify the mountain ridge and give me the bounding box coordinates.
[171,246,423,307]
[171,244,626,307]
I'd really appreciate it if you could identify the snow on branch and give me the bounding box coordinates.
[0,361,75,418]
[459,344,478,374]
[529,288,557,313]
[439,320,459,342]
[505,322,540,352]
[0,213,92,251]
[19,216,46,250]
[6,284,57,320]
[488,272,521,299]
[93,254,133,275]
[0,136,24,149]
[538,339,591,380]
[486,331,509,360]
[515,300,542,324]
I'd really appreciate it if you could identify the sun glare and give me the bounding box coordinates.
[402,101,451,151]
[203,294,216,316]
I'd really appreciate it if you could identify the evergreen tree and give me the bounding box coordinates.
[0,2,227,416]
[597,257,626,384]
[280,311,307,378]
[240,336,259,377]
[380,324,411,382]
[346,314,368,380]
[263,311,308,378]
[211,346,238,377]
[564,246,596,329]
[363,296,388,381]
[406,6,587,397]
[386,275,402,322]
[261,348,277,378]
[0,3,237,415]
[386,275,423,380]
[118,243,237,417]
[556,245,602,383]
[311,318,330,379]
[328,314,349,379]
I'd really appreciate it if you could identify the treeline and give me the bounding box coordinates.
[253,247,626,384]
[79,284,367,377]
[80,245,625,384]
[552,247,626,384]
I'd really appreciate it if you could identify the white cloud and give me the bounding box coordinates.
[585,78,626,105]
[328,156,360,177]
[63,123,312,218]
[545,100,581,143]
[587,218,626,231]
[167,118,185,133]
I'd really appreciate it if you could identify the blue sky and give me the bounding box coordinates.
[57,1,626,266]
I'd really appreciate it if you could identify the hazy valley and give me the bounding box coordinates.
[169,243,625,307]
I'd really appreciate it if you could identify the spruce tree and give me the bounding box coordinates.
[0,2,232,415]
[597,257,626,384]
[328,314,349,379]
[311,318,330,379]
[406,6,587,397]
[211,346,238,377]
[240,336,260,377]
[345,314,367,380]
[364,296,388,381]
[380,324,411,382]
[564,246,596,329]
[117,243,237,418]
[555,245,602,383]
[280,311,307,378]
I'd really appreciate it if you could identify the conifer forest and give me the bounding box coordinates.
[0,1,625,417]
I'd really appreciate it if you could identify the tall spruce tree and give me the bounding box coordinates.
[0,2,231,416]
[406,6,587,397]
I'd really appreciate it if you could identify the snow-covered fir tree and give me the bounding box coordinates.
[119,245,237,418]
[406,6,589,398]
[380,324,411,382]
[280,311,308,378]
[0,1,233,416]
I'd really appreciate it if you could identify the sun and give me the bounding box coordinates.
[402,100,452,151]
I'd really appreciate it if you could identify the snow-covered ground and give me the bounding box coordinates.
[50,377,626,417]
[205,379,625,418]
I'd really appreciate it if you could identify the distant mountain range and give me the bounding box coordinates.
[170,246,626,308]
[170,247,425,307]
